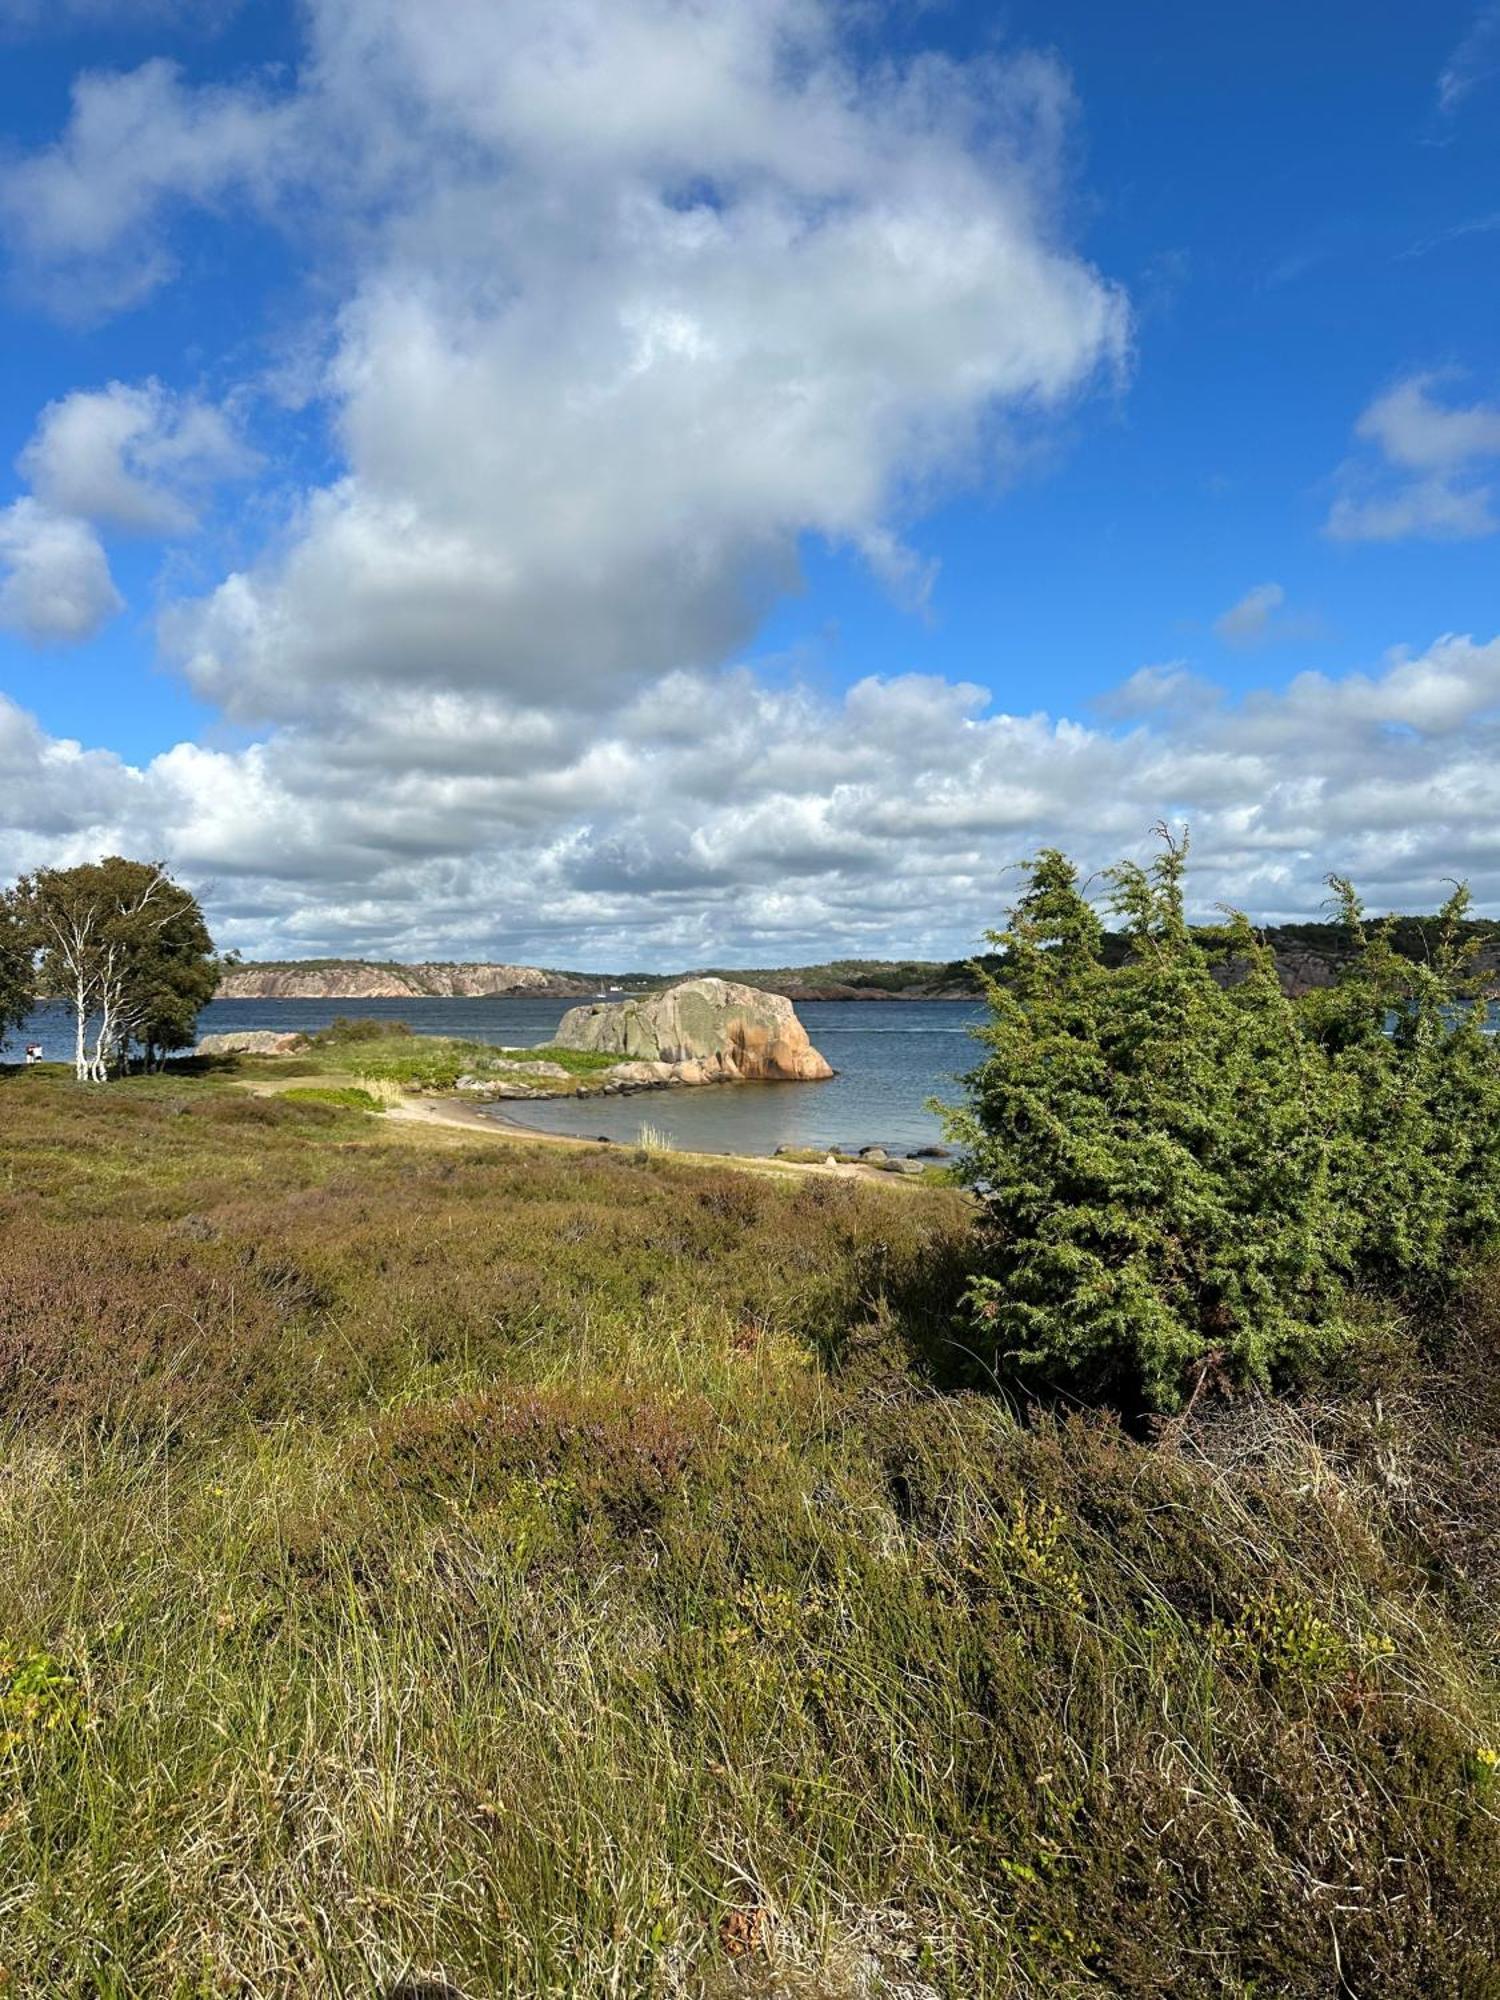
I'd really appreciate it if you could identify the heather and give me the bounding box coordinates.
[0,1063,1496,1996]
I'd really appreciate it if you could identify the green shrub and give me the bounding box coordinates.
[309,1015,413,1044]
[280,1085,386,1114]
[315,1032,617,1089]
[1304,878,1500,1287]
[950,835,1500,1412]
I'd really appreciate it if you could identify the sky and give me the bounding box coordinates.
[0,0,1497,969]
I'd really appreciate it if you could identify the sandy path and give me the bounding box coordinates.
[382,1090,887,1181]
[238,1072,904,1184]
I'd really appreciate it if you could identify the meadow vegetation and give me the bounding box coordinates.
[0,1055,1496,1996]
[303,1016,620,1090]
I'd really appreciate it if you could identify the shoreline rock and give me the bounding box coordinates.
[554,978,834,1083]
[195,1030,309,1056]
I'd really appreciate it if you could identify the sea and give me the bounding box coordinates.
[13,993,1497,1159]
[5,995,987,1156]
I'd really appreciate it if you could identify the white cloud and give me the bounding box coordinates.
[4,1,1127,725]
[3,633,1500,963]
[0,499,122,644]
[0,57,299,315]
[19,379,252,534]
[1214,582,1284,646]
[2,6,1496,961]
[1326,479,1496,544]
[1326,374,1500,542]
[1355,375,1500,469]
[0,375,247,651]
[1438,3,1500,113]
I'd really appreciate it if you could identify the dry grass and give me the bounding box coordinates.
[0,1065,1496,1997]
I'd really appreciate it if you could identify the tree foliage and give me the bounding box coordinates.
[0,888,37,1047]
[951,834,1500,1411]
[15,858,219,1081]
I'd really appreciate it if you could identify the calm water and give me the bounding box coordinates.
[503,1000,985,1154]
[6,995,986,1155]
[16,992,1495,1159]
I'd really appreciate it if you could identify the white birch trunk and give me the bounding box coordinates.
[73,972,88,1084]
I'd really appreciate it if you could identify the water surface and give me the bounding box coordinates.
[18,991,1493,1159]
[501,1000,985,1154]
[7,995,984,1155]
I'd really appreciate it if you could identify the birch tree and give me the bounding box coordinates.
[17,859,218,1082]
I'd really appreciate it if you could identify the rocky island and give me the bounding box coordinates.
[551,978,834,1084]
[199,978,834,1101]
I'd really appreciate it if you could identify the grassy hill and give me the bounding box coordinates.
[0,1062,1495,1994]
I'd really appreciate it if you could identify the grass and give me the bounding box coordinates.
[304,1030,621,1091]
[280,1084,387,1114]
[0,1064,1497,1996]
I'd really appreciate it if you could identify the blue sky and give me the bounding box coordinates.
[0,1,1497,963]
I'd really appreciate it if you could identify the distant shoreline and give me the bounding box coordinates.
[216,921,1500,1006]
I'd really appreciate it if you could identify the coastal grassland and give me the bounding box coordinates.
[279,1084,389,1114]
[299,1027,620,1091]
[0,1067,1497,1997]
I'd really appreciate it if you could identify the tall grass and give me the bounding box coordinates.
[0,1066,1496,1996]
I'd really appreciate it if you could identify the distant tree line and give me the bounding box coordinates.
[952,832,1500,1413]
[0,858,220,1082]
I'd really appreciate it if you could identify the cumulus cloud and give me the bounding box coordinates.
[0,499,122,644]
[19,379,252,534]
[3,0,1127,723]
[1327,374,1500,542]
[1,5,1494,962]
[3,633,1499,964]
[0,57,299,315]
[0,375,247,650]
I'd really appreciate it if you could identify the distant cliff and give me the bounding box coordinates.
[215,921,1500,1005]
[217,961,595,1001]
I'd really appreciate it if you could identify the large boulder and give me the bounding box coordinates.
[196,1030,306,1056]
[554,978,833,1082]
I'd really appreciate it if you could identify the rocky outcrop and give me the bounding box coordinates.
[196,1031,309,1056]
[452,1060,576,1100]
[217,962,593,1001]
[554,978,834,1083]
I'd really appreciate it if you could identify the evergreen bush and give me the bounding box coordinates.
[950,833,1500,1411]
